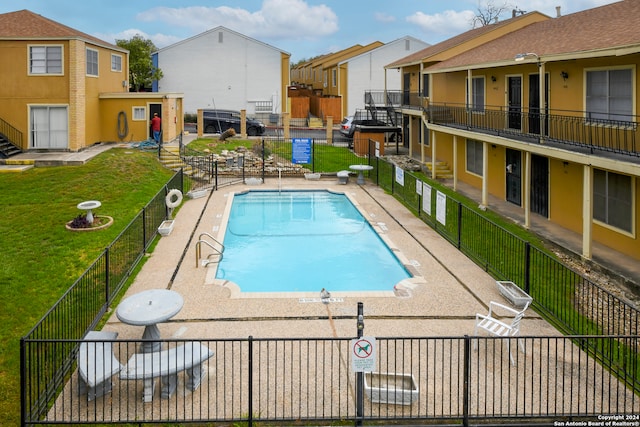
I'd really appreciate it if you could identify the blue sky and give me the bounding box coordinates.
[3,0,619,62]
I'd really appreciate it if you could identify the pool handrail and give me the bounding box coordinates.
[195,232,225,267]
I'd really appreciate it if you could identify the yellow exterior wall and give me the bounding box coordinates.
[98,94,183,143]
[0,40,71,150]
[549,159,583,233]
[454,138,483,190]
[592,176,639,257]
[281,52,290,113]
[339,63,348,117]
[486,145,506,199]
[0,37,129,150]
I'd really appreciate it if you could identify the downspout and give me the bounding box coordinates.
[420,62,425,163]
[582,165,593,259]
[467,69,473,124]
[538,61,546,142]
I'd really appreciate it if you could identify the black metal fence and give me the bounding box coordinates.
[20,144,640,425]
[369,151,640,392]
[179,136,368,184]
[24,333,640,425]
[20,171,185,423]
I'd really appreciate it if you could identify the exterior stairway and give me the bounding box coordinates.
[0,133,22,159]
[424,161,454,179]
[159,145,210,185]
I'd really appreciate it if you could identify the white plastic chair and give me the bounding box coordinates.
[474,301,528,365]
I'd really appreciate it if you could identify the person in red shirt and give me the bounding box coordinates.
[150,112,161,143]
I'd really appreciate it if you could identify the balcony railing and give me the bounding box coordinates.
[0,116,24,149]
[363,92,640,158]
[426,103,640,157]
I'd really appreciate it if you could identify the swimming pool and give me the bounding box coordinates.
[215,190,411,293]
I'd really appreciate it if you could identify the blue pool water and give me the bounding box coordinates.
[215,190,411,293]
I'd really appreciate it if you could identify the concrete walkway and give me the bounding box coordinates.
[48,170,639,423]
[104,177,560,340]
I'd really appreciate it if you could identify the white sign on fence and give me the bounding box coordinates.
[436,190,447,225]
[351,337,376,372]
[422,182,432,215]
[395,166,405,186]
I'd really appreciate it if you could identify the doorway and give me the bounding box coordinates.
[403,73,411,105]
[149,104,162,141]
[528,73,549,135]
[507,76,522,130]
[530,154,549,217]
[506,148,522,206]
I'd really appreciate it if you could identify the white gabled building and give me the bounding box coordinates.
[340,36,430,116]
[153,26,290,115]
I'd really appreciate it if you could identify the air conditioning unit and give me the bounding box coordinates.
[122,80,128,87]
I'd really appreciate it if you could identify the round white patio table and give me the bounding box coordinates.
[116,289,184,353]
[349,164,374,185]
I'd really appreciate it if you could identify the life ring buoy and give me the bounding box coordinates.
[165,189,183,209]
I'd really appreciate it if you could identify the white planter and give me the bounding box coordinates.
[496,281,532,308]
[158,220,175,236]
[364,372,418,405]
[187,189,207,199]
[304,173,321,180]
[245,178,263,185]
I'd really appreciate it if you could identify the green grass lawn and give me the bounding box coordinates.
[0,148,174,424]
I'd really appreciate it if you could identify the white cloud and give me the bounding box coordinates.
[406,9,476,37]
[135,0,338,41]
[95,29,182,49]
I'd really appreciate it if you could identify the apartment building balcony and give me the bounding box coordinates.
[364,91,640,161]
[426,102,640,160]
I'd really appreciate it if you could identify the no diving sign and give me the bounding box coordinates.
[351,337,376,372]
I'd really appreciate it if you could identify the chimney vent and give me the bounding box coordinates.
[556,6,561,17]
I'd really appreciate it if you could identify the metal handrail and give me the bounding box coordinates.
[195,232,224,267]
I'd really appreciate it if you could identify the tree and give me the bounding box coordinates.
[116,34,163,92]
[471,0,516,27]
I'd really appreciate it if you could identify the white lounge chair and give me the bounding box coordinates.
[474,301,527,365]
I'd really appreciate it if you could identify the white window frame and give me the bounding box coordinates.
[465,139,484,177]
[593,169,635,235]
[29,105,68,149]
[466,76,485,112]
[132,107,146,121]
[28,45,63,75]
[86,48,99,77]
[585,66,635,123]
[111,54,122,72]
[332,69,337,87]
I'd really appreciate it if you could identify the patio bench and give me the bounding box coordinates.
[78,330,123,401]
[119,342,214,402]
[337,170,350,184]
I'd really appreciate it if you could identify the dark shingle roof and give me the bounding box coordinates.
[386,11,549,69]
[0,9,124,51]
[428,0,640,71]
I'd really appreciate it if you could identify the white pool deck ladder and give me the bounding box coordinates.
[195,232,225,268]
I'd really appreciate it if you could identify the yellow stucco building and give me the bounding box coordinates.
[387,1,640,264]
[0,10,183,153]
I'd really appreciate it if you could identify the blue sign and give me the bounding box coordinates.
[292,138,311,164]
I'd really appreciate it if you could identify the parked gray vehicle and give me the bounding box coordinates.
[202,109,266,136]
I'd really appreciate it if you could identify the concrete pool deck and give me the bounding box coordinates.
[104,176,560,341]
